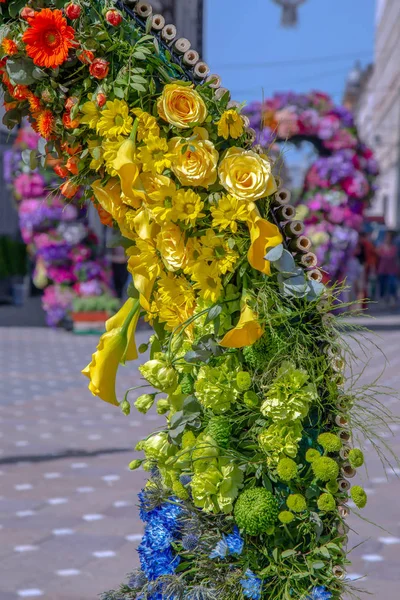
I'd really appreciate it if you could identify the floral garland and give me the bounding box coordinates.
[245,92,379,281]
[5,126,112,326]
[0,2,392,599]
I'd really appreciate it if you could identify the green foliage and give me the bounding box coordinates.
[242,336,270,370]
[234,488,279,535]
[258,422,303,464]
[206,416,232,448]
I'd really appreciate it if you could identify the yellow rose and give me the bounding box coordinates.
[157,223,188,272]
[157,82,207,129]
[169,136,218,189]
[218,147,277,201]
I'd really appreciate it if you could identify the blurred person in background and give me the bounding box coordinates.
[357,231,378,307]
[377,231,399,307]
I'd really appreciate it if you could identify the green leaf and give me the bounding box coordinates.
[29,151,38,171]
[6,57,35,85]
[317,546,331,559]
[205,304,222,325]
[265,243,284,262]
[281,549,296,559]
[37,137,47,156]
[131,74,147,84]
[2,107,22,130]
[8,0,26,18]
[133,51,147,61]
[145,15,152,33]
[312,561,325,570]
[114,87,125,99]
[32,67,47,81]
[130,82,147,93]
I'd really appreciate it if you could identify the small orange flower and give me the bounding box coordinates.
[12,85,31,101]
[64,96,78,111]
[36,109,54,139]
[77,49,94,64]
[93,202,114,227]
[22,8,75,69]
[62,112,79,129]
[60,180,79,199]
[61,141,81,156]
[54,164,69,178]
[66,156,79,175]
[27,94,42,113]
[2,38,18,56]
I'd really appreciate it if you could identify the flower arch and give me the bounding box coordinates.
[245,92,379,281]
[6,126,113,326]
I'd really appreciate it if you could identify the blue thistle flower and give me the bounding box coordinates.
[225,526,244,555]
[128,569,147,590]
[307,587,333,600]
[240,569,262,600]
[182,533,200,551]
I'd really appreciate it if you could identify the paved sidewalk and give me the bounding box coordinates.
[0,325,399,599]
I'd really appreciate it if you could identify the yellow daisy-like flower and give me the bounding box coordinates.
[198,228,239,275]
[174,188,205,226]
[103,138,126,175]
[80,100,101,129]
[97,99,133,138]
[138,136,173,175]
[132,108,160,143]
[153,272,196,330]
[211,194,251,233]
[146,178,178,223]
[191,263,223,303]
[129,237,163,280]
[217,109,244,140]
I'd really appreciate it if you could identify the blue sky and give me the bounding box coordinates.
[205,0,375,106]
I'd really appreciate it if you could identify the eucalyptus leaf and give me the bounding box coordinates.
[6,57,35,85]
[265,243,284,262]
[274,249,296,274]
[205,304,222,325]
[37,137,47,156]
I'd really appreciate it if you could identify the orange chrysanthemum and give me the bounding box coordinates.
[36,109,54,139]
[2,38,18,56]
[22,8,75,69]
[12,85,31,101]
[28,93,42,113]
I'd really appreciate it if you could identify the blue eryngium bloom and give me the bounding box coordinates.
[308,587,333,600]
[209,526,244,558]
[240,569,262,600]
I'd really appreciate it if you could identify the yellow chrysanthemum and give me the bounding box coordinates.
[130,237,163,280]
[174,188,205,226]
[191,263,223,303]
[211,194,251,233]
[138,136,173,174]
[152,272,196,330]
[197,228,238,275]
[132,108,160,143]
[97,99,133,138]
[217,109,244,140]
[103,138,126,175]
[80,100,101,129]
[146,178,178,223]
[157,223,188,272]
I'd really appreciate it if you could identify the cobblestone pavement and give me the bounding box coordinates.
[0,325,399,599]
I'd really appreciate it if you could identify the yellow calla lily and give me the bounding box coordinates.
[127,251,156,311]
[220,304,264,348]
[112,138,146,208]
[82,299,140,406]
[91,178,138,241]
[248,215,283,276]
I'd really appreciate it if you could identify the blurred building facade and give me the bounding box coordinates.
[344,0,400,229]
[152,0,204,54]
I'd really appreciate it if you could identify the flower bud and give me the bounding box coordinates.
[20,6,35,20]
[65,3,81,19]
[120,400,131,416]
[129,459,142,470]
[105,9,123,26]
[138,343,148,354]
[157,399,170,415]
[77,49,94,64]
[89,58,109,80]
[134,393,155,414]
[96,92,107,107]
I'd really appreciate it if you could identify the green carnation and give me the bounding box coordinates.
[234,488,279,535]
[142,432,175,465]
[192,433,219,474]
[348,449,364,469]
[243,336,269,370]
[326,480,339,494]
[258,422,303,463]
[139,356,178,392]
[134,393,155,414]
[243,390,260,409]
[206,416,232,448]
[180,373,194,394]
[236,371,252,391]
[191,457,243,514]
[195,362,239,414]
[278,511,295,524]
[277,458,298,481]
[305,449,321,463]
[260,361,317,423]
[317,493,336,512]
[351,485,367,509]
[312,457,339,482]
[317,432,342,453]
[286,494,307,513]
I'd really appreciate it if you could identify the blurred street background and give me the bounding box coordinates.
[1,0,400,598]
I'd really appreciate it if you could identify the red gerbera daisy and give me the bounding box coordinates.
[36,109,54,139]
[22,8,75,69]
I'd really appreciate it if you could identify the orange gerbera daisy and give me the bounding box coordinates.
[2,38,18,56]
[36,109,54,139]
[22,8,75,69]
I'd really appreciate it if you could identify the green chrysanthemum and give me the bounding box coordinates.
[195,362,239,413]
[305,449,321,463]
[234,488,279,535]
[311,456,339,482]
[206,416,232,448]
[326,480,339,494]
[351,485,367,509]
[317,432,342,453]
[286,494,307,513]
[277,457,298,481]
[260,361,317,423]
[236,371,252,391]
[243,390,260,408]
[317,493,336,512]
[278,511,295,524]
[348,448,364,468]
